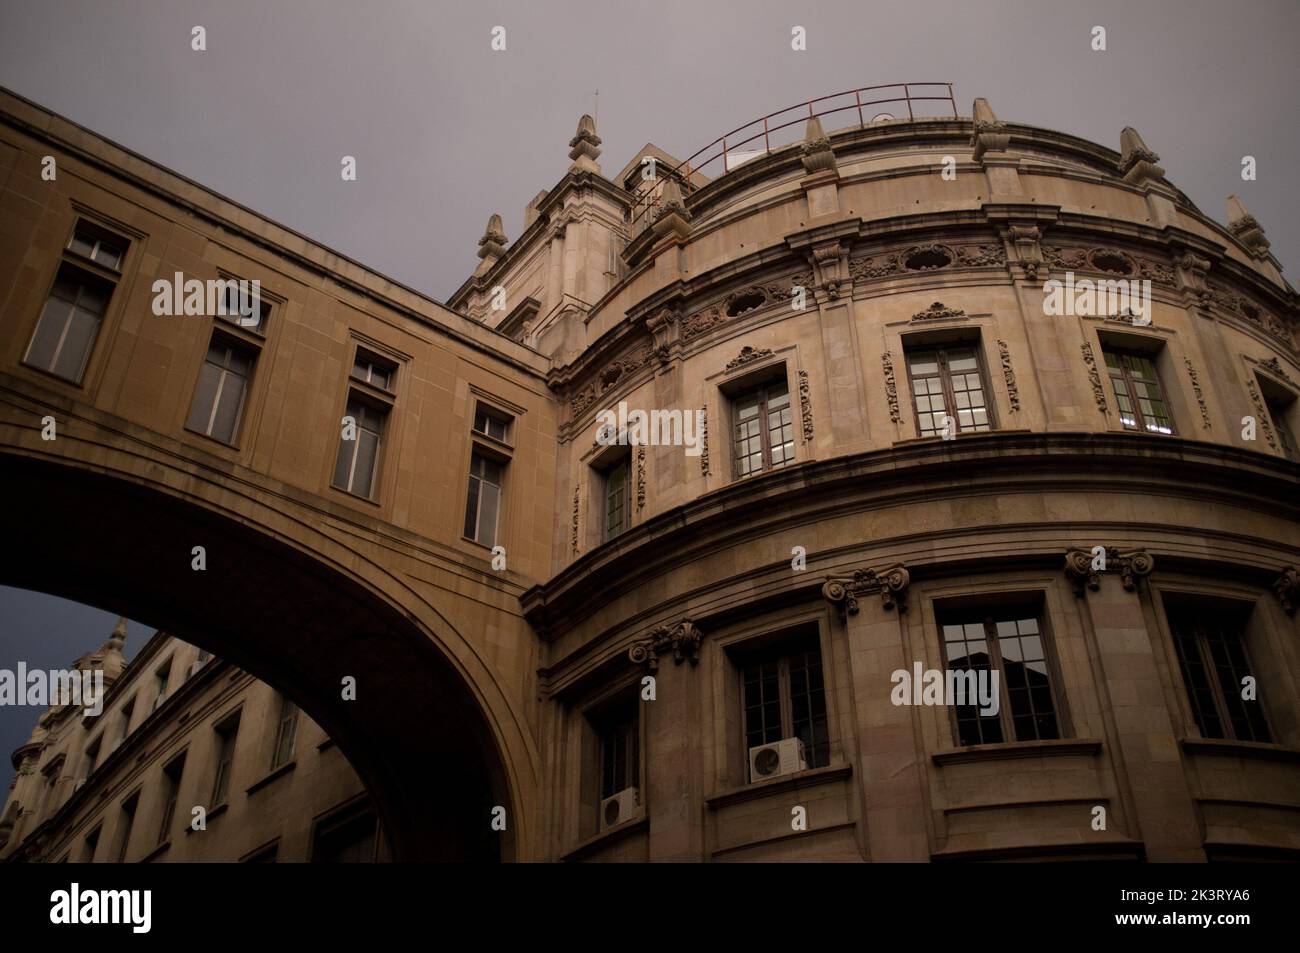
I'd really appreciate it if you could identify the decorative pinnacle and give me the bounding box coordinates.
[477,213,508,260]
[568,114,602,172]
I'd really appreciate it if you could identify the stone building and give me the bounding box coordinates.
[0,621,385,862]
[0,83,1297,862]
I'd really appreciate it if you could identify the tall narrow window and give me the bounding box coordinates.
[737,633,830,774]
[463,453,503,546]
[938,606,1061,746]
[596,699,639,800]
[352,352,395,391]
[83,825,101,863]
[1262,390,1297,461]
[332,399,387,498]
[603,456,631,541]
[157,754,185,845]
[733,379,794,477]
[116,696,136,748]
[152,661,171,712]
[906,344,992,438]
[23,265,113,383]
[271,695,299,770]
[1103,348,1174,434]
[211,714,240,806]
[186,338,255,444]
[1167,606,1271,742]
[473,407,510,442]
[113,792,138,862]
[81,737,102,783]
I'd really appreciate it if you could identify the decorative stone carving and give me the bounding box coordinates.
[570,485,581,555]
[1253,356,1296,386]
[628,620,703,671]
[569,347,653,416]
[1118,127,1165,186]
[912,301,967,322]
[812,242,846,298]
[1274,566,1300,615]
[636,447,646,510]
[1081,342,1107,413]
[822,565,911,619]
[970,98,1010,162]
[1064,547,1154,597]
[882,352,901,422]
[952,244,1007,267]
[800,116,837,175]
[647,306,682,365]
[476,213,508,271]
[567,114,602,173]
[678,273,813,343]
[1001,224,1044,281]
[798,369,814,440]
[1227,195,1271,258]
[725,345,773,371]
[1246,378,1278,450]
[700,406,710,476]
[848,252,901,281]
[997,340,1019,411]
[651,177,692,240]
[1184,359,1211,429]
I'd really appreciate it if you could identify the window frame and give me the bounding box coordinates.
[903,340,997,438]
[332,393,389,500]
[730,378,796,479]
[185,333,257,446]
[1102,345,1176,435]
[270,695,299,770]
[210,712,241,808]
[1164,603,1273,743]
[602,452,633,542]
[157,753,186,845]
[733,631,831,778]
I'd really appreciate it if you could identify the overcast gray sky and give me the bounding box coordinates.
[1,0,1297,791]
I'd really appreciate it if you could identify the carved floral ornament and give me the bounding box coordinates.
[821,565,911,619]
[725,345,773,371]
[628,620,703,672]
[1274,567,1300,615]
[1063,547,1154,597]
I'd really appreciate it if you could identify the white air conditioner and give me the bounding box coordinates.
[599,787,640,830]
[749,738,807,782]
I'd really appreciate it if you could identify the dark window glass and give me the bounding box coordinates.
[733,380,794,477]
[211,717,240,806]
[473,408,509,442]
[906,345,992,437]
[1264,394,1297,461]
[351,354,394,391]
[597,702,639,799]
[271,696,298,769]
[1104,348,1173,434]
[186,338,255,443]
[604,457,631,540]
[1167,608,1271,742]
[158,755,185,844]
[24,265,113,383]
[333,399,386,498]
[740,636,830,771]
[463,453,503,545]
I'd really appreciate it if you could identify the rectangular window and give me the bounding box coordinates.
[69,225,125,270]
[738,635,830,771]
[603,456,631,541]
[152,662,171,712]
[939,607,1061,746]
[186,338,255,444]
[906,344,992,438]
[1167,606,1271,742]
[23,264,113,383]
[472,406,510,442]
[113,792,138,863]
[733,380,795,477]
[463,452,503,546]
[332,399,387,498]
[117,696,135,747]
[211,714,240,806]
[1263,392,1297,461]
[351,352,395,392]
[312,805,379,863]
[81,738,102,782]
[157,754,185,845]
[1103,348,1173,434]
[271,695,299,770]
[596,699,639,800]
[83,825,101,863]
[218,282,269,333]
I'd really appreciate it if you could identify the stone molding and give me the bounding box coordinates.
[628,620,703,671]
[1064,547,1154,597]
[822,564,911,618]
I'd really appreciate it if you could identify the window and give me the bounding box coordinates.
[211,714,241,806]
[738,634,829,773]
[271,695,299,770]
[312,805,380,863]
[69,225,125,270]
[463,452,503,546]
[152,662,171,712]
[351,352,395,392]
[157,754,185,844]
[113,792,138,862]
[116,696,135,747]
[1167,606,1271,742]
[938,607,1061,746]
[83,825,101,863]
[473,406,510,442]
[23,264,113,383]
[1261,387,1297,461]
[602,455,631,541]
[332,398,387,498]
[906,344,992,437]
[186,338,255,444]
[218,281,269,333]
[81,737,102,782]
[594,698,639,800]
[733,379,795,477]
[1103,348,1173,434]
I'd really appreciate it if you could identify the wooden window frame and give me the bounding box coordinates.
[735,633,830,776]
[1102,345,1176,435]
[903,341,996,438]
[1165,605,1273,743]
[730,379,795,478]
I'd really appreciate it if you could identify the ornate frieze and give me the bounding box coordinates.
[636,447,646,510]
[912,301,967,322]
[570,485,581,555]
[1245,378,1278,450]
[1081,342,1107,413]
[798,369,814,440]
[846,240,1005,283]
[628,620,703,671]
[1184,359,1211,429]
[725,345,773,371]
[699,406,710,476]
[1041,244,1173,285]
[1274,567,1299,615]
[1250,355,1297,387]
[882,351,901,423]
[677,272,813,343]
[569,346,653,416]
[997,340,1019,412]
[822,565,911,618]
[1064,548,1154,597]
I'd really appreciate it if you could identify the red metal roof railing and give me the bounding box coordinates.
[630,82,957,234]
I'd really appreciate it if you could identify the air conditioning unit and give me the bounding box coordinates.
[749,738,807,782]
[599,787,640,830]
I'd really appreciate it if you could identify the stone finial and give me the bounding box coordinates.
[568,114,602,173]
[651,176,692,239]
[1226,195,1271,257]
[970,97,1009,162]
[109,616,127,650]
[800,115,837,174]
[476,213,508,262]
[1118,126,1165,185]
